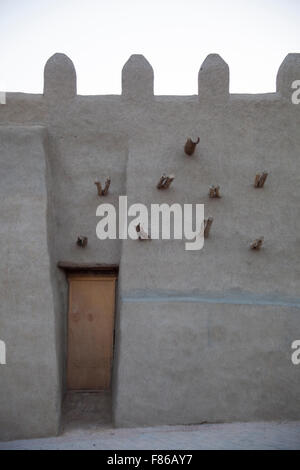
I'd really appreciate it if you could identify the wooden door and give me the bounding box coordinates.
[67,274,116,390]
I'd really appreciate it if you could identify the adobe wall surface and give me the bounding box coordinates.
[0,52,299,438]
[114,301,300,426]
[0,126,61,440]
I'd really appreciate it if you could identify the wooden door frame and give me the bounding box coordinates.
[58,262,119,276]
[58,263,119,392]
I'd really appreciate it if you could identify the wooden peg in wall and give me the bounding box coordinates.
[254,172,268,188]
[250,237,264,250]
[95,181,102,195]
[157,174,175,189]
[76,236,88,247]
[184,137,200,156]
[95,177,111,196]
[208,185,221,198]
[136,224,151,241]
[204,217,213,238]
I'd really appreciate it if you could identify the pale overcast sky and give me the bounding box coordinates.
[0,0,300,95]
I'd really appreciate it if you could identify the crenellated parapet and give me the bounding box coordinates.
[1,52,300,104]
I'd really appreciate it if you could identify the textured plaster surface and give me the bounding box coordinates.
[115,301,300,426]
[0,52,300,438]
[0,126,60,440]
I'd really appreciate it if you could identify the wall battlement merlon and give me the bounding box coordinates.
[1,52,300,105]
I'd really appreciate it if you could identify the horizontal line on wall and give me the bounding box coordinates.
[122,295,300,308]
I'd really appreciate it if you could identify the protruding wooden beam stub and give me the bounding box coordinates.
[136,223,151,241]
[76,236,88,248]
[102,177,111,196]
[209,185,221,198]
[250,237,264,250]
[157,174,175,189]
[157,174,167,189]
[204,217,213,238]
[254,172,268,188]
[184,137,200,156]
[95,181,102,196]
[95,177,111,196]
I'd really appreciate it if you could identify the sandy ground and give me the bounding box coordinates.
[1,421,300,450]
